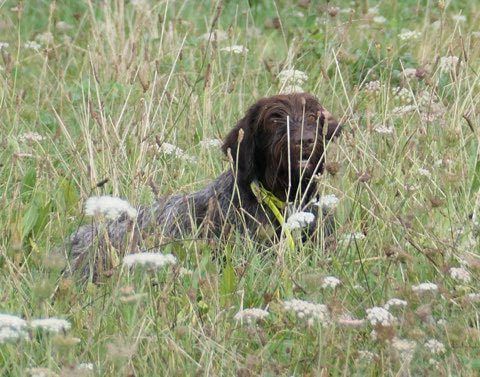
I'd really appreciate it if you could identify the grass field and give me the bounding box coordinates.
[1,0,480,375]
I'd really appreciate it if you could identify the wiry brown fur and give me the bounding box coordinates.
[66,93,341,279]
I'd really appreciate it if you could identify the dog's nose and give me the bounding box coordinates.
[292,129,316,147]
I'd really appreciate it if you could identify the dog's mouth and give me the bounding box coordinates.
[298,150,316,170]
[299,158,311,169]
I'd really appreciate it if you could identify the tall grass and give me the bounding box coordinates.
[1,0,480,375]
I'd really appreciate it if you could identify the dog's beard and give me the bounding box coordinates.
[261,138,323,201]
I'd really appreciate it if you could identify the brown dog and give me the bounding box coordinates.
[67,93,341,278]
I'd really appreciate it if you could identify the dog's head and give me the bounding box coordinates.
[222,93,341,202]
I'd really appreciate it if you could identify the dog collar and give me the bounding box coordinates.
[250,180,295,251]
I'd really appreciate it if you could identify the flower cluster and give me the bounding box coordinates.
[18,132,45,143]
[278,69,308,93]
[374,125,394,134]
[384,298,407,310]
[412,282,438,293]
[159,142,197,162]
[199,29,228,42]
[340,232,366,242]
[234,308,269,324]
[449,267,471,283]
[24,41,41,51]
[284,211,315,230]
[0,314,28,343]
[398,29,421,40]
[357,350,378,362]
[402,68,418,79]
[283,299,329,325]
[85,196,138,221]
[366,307,396,327]
[1,314,72,343]
[313,194,339,210]
[425,339,446,355]
[31,318,71,333]
[123,252,177,270]
[363,80,381,94]
[199,138,222,148]
[391,104,417,116]
[220,45,248,54]
[392,87,414,104]
[439,56,460,73]
[391,337,416,363]
[321,276,341,289]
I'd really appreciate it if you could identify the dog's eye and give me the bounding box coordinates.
[307,114,317,123]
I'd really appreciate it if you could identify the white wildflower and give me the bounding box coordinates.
[199,138,222,148]
[280,84,304,94]
[439,56,460,73]
[18,131,45,143]
[284,211,315,230]
[123,252,177,270]
[340,8,354,15]
[234,308,269,324]
[374,125,394,134]
[77,363,94,371]
[277,69,308,86]
[412,282,438,293]
[402,68,418,79]
[367,6,379,15]
[283,299,329,325]
[451,14,466,23]
[159,142,196,162]
[391,337,416,363]
[36,32,53,45]
[178,267,194,276]
[0,314,28,343]
[84,195,137,221]
[384,298,407,310]
[14,152,35,159]
[373,16,387,24]
[26,368,57,377]
[321,276,341,289]
[466,293,480,303]
[418,167,431,177]
[340,232,365,242]
[398,29,421,40]
[314,194,339,209]
[437,318,447,326]
[393,86,414,104]
[130,0,148,7]
[429,358,440,369]
[449,267,471,283]
[199,29,228,42]
[357,350,377,362]
[417,90,439,107]
[391,104,417,116]
[425,339,446,355]
[366,307,396,327]
[31,318,71,333]
[24,41,41,50]
[0,42,9,50]
[363,80,381,93]
[56,21,73,32]
[220,45,248,54]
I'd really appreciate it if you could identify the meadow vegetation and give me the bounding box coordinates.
[1,0,480,375]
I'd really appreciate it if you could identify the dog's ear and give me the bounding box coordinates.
[222,102,263,183]
[321,109,342,141]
